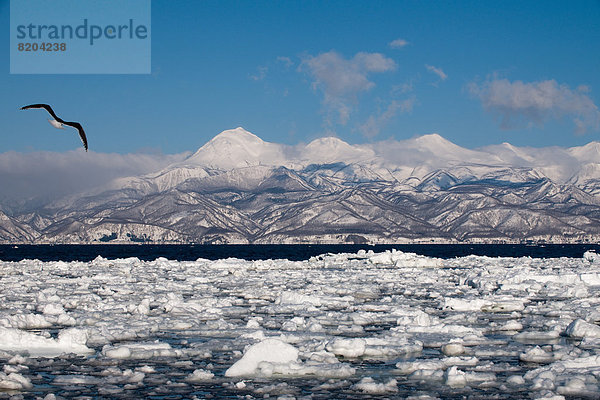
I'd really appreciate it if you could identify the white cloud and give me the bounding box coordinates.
[425,64,447,81]
[392,80,415,95]
[359,97,416,138]
[578,84,591,93]
[0,150,189,213]
[250,66,268,81]
[276,56,294,68]
[389,38,409,49]
[469,78,600,134]
[302,51,396,125]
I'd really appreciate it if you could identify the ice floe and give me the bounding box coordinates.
[0,327,92,357]
[0,249,599,398]
[225,339,299,377]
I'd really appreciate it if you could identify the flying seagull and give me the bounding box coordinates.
[20,103,88,151]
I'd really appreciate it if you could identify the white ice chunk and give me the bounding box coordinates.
[519,346,556,363]
[368,250,442,267]
[0,372,33,390]
[495,320,524,332]
[514,330,560,342]
[8,355,27,365]
[41,303,65,315]
[0,313,52,329]
[256,359,355,378]
[361,337,423,358]
[136,365,156,373]
[583,251,599,263]
[444,365,495,388]
[235,381,246,389]
[246,317,262,329]
[396,360,445,375]
[580,273,600,286]
[443,297,524,312]
[276,292,322,306]
[442,298,489,312]
[326,338,366,358]
[564,319,600,338]
[368,252,395,265]
[525,355,600,397]
[131,298,151,315]
[225,339,299,377]
[507,375,526,385]
[325,336,423,358]
[441,342,465,356]
[554,355,600,369]
[185,369,215,382]
[352,377,398,394]
[102,341,183,359]
[0,327,92,357]
[445,366,467,388]
[396,356,479,375]
[53,375,101,385]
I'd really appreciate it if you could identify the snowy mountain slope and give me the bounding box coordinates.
[3,128,600,243]
[0,211,36,242]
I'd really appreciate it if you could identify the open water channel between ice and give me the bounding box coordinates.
[1,249,600,399]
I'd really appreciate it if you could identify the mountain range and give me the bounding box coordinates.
[2,127,600,244]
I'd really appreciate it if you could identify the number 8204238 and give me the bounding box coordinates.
[18,42,66,51]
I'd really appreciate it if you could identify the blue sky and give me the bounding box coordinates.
[1,0,599,154]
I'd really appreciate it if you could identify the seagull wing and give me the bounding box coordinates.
[20,103,63,123]
[63,121,88,152]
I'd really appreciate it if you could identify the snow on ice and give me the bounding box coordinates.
[0,250,599,397]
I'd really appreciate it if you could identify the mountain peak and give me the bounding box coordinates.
[414,133,454,147]
[193,127,264,157]
[306,136,351,149]
[406,133,507,166]
[569,141,600,162]
[417,132,444,140]
[412,133,467,155]
[208,127,264,144]
[186,128,286,169]
[304,136,374,164]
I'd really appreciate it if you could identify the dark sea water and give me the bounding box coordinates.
[0,243,599,262]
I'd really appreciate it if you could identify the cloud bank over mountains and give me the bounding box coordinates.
[469,78,600,134]
[2,126,600,214]
[0,150,189,213]
[2,127,600,244]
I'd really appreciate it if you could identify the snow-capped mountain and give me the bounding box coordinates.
[3,127,600,244]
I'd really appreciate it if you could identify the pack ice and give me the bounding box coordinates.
[0,250,599,398]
